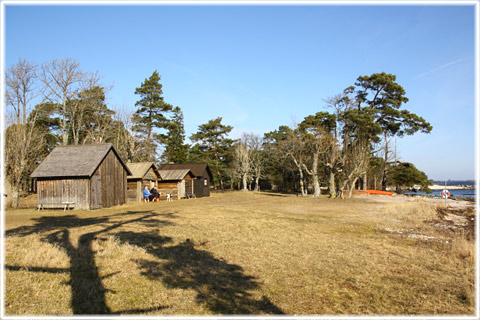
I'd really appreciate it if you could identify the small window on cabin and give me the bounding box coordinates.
[204,178,208,186]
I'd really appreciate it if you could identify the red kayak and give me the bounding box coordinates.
[365,189,393,196]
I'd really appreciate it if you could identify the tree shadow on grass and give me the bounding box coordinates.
[113,231,284,315]
[5,210,175,315]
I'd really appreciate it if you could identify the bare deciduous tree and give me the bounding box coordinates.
[5,58,38,125]
[234,138,251,192]
[246,134,265,192]
[337,138,370,199]
[40,58,86,145]
[279,128,308,196]
[4,59,46,207]
[112,106,140,162]
[299,114,334,198]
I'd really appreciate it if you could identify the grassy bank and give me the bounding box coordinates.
[4,192,475,315]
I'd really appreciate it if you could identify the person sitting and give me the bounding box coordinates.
[143,186,151,202]
[149,186,159,202]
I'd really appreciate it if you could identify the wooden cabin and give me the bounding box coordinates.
[30,144,131,210]
[157,169,196,200]
[126,162,160,202]
[157,163,212,197]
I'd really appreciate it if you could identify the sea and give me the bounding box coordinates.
[404,180,477,199]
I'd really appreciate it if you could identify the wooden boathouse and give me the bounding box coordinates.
[30,144,131,210]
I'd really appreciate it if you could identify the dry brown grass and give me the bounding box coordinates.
[4,191,476,316]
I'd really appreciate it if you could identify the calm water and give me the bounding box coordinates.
[404,188,476,199]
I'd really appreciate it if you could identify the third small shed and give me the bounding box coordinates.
[157,163,212,197]
[157,169,196,200]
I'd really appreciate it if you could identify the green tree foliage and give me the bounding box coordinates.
[69,86,116,145]
[353,72,433,189]
[355,72,432,138]
[29,87,116,146]
[190,117,234,190]
[28,102,59,154]
[132,70,173,161]
[388,162,432,193]
[263,126,296,193]
[160,106,189,163]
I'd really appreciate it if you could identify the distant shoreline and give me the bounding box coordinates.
[429,184,476,190]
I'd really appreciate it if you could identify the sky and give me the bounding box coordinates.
[3,1,478,181]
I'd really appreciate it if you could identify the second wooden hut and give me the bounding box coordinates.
[126,162,161,202]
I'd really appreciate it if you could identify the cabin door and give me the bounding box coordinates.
[178,180,186,199]
[91,175,102,209]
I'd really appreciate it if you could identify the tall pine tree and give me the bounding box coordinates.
[132,70,172,161]
[190,117,234,190]
[160,106,189,163]
[353,72,432,190]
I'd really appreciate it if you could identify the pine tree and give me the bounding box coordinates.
[190,117,234,190]
[132,70,172,161]
[160,106,189,163]
[353,72,432,190]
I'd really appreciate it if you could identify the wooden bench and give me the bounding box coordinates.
[38,201,75,211]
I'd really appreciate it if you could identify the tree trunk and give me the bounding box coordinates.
[337,179,348,199]
[298,169,306,196]
[304,152,321,198]
[382,133,389,190]
[328,171,336,198]
[291,155,307,196]
[62,99,68,145]
[242,174,248,192]
[348,177,359,198]
[254,176,260,192]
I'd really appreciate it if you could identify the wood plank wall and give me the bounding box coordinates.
[91,150,128,209]
[37,178,89,209]
[185,179,193,197]
[36,150,128,210]
[157,181,179,200]
[127,180,138,202]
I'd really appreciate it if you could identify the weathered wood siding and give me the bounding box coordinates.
[157,181,179,200]
[127,168,158,203]
[37,178,90,209]
[185,179,194,198]
[91,149,127,208]
[127,180,139,203]
[144,168,158,182]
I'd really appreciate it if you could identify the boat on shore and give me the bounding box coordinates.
[344,190,394,196]
[365,189,393,196]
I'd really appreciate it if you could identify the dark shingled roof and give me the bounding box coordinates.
[30,144,131,178]
[157,163,213,179]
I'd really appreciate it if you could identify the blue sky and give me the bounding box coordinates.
[3,2,477,180]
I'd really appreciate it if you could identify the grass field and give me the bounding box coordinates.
[4,191,476,316]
